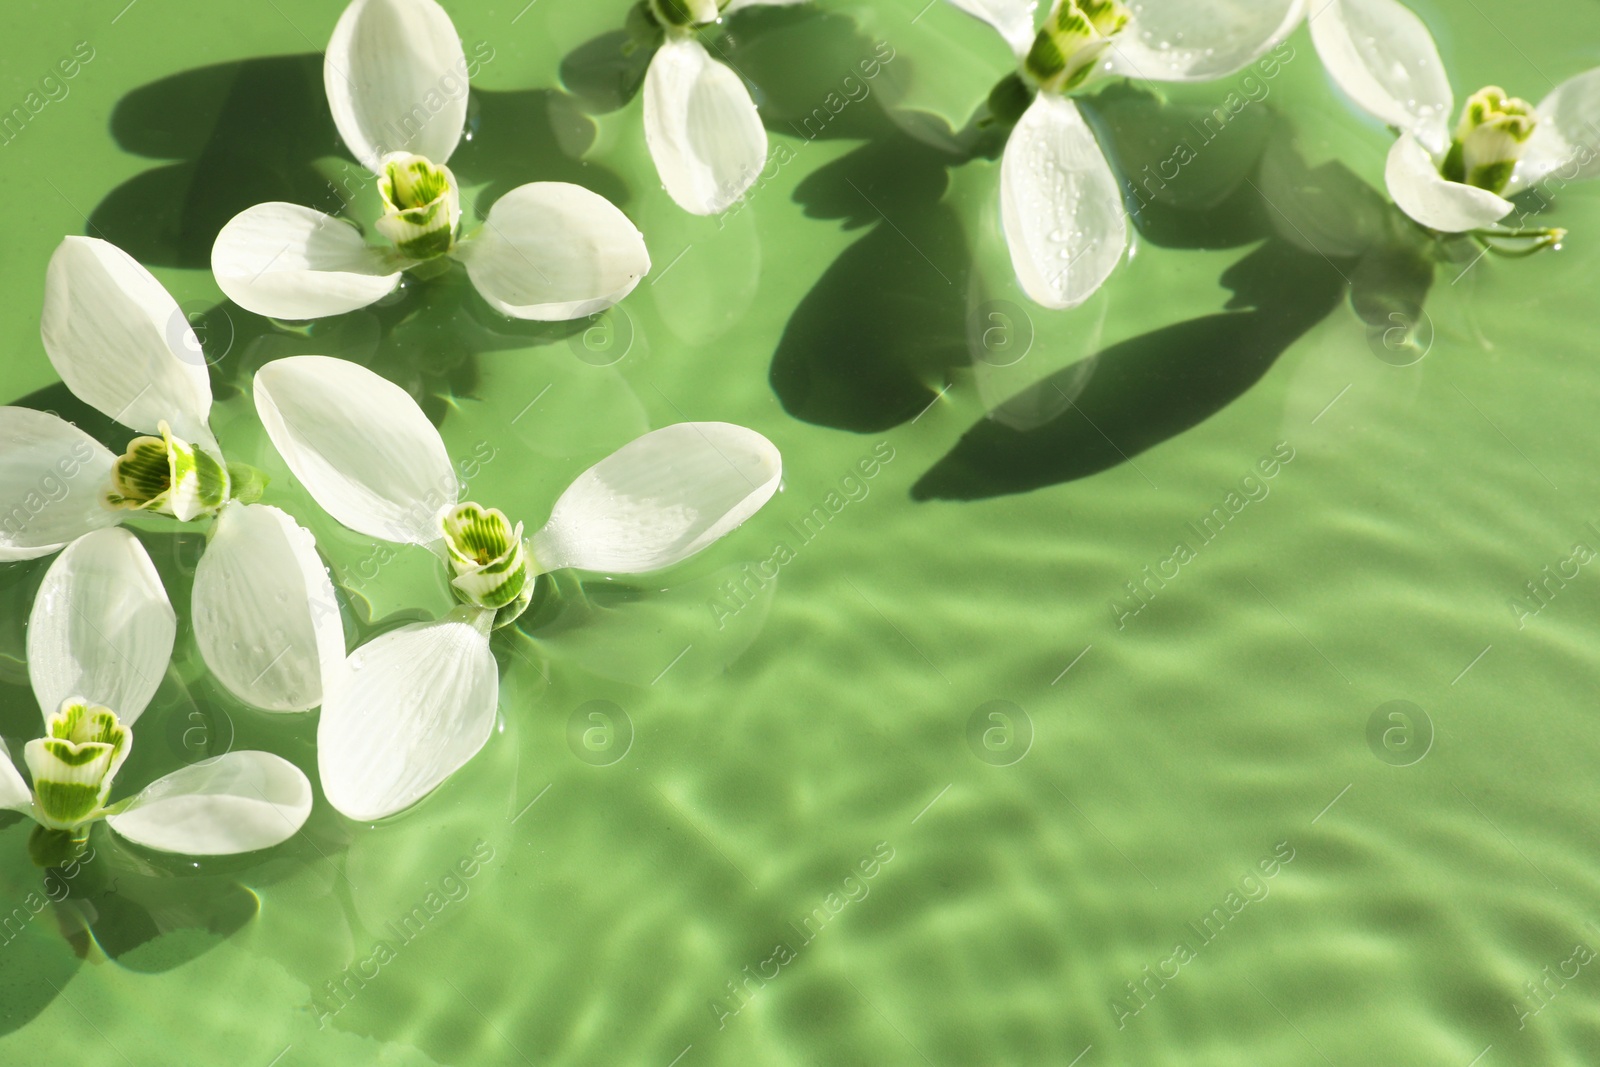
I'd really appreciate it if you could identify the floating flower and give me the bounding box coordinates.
[211,0,651,322]
[947,0,1304,309]
[0,529,313,866]
[0,236,342,713]
[637,0,803,215]
[251,355,783,820]
[1310,0,1600,237]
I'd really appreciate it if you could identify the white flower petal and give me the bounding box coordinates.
[324,0,469,173]
[1105,0,1304,83]
[0,739,33,816]
[1309,0,1454,153]
[319,608,497,821]
[212,203,403,321]
[254,356,458,544]
[456,182,651,320]
[41,237,214,447]
[941,0,1039,58]
[192,503,344,713]
[531,422,781,575]
[1386,132,1514,233]
[0,407,120,562]
[106,751,312,855]
[643,37,768,215]
[999,94,1127,311]
[1510,67,1600,194]
[27,528,174,727]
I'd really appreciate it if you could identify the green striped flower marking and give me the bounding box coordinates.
[22,699,131,831]
[103,421,231,522]
[1025,0,1131,94]
[441,502,535,624]
[1442,86,1537,196]
[377,152,462,260]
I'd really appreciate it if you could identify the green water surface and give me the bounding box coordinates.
[2,0,1600,1063]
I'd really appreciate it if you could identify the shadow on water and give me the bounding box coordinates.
[910,87,1441,501]
[563,5,966,433]
[767,135,973,432]
[558,2,658,114]
[733,10,975,431]
[89,54,337,271]
[911,237,1347,501]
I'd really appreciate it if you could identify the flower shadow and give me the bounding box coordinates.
[911,235,1347,500]
[0,854,83,1036]
[766,130,974,433]
[51,838,261,974]
[558,3,657,114]
[88,54,337,271]
[560,6,968,431]
[718,7,973,432]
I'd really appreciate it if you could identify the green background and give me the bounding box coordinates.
[2,0,1600,1063]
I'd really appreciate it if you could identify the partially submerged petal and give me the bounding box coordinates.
[531,422,782,575]
[1386,132,1514,233]
[41,237,214,446]
[254,356,458,544]
[999,94,1127,310]
[942,0,1040,59]
[457,182,651,320]
[212,203,404,321]
[0,739,32,817]
[1510,67,1600,194]
[318,608,498,821]
[106,751,313,855]
[0,407,119,562]
[28,528,175,727]
[324,0,469,172]
[192,503,345,713]
[1309,0,1453,153]
[643,36,767,215]
[1104,0,1304,83]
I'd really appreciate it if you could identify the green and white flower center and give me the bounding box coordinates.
[22,700,130,831]
[1443,86,1537,195]
[441,502,534,624]
[647,0,725,29]
[103,420,230,522]
[376,152,462,261]
[1024,0,1131,94]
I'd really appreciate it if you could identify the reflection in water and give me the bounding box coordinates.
[530,565,778,689]
[1086,81,1278,251]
